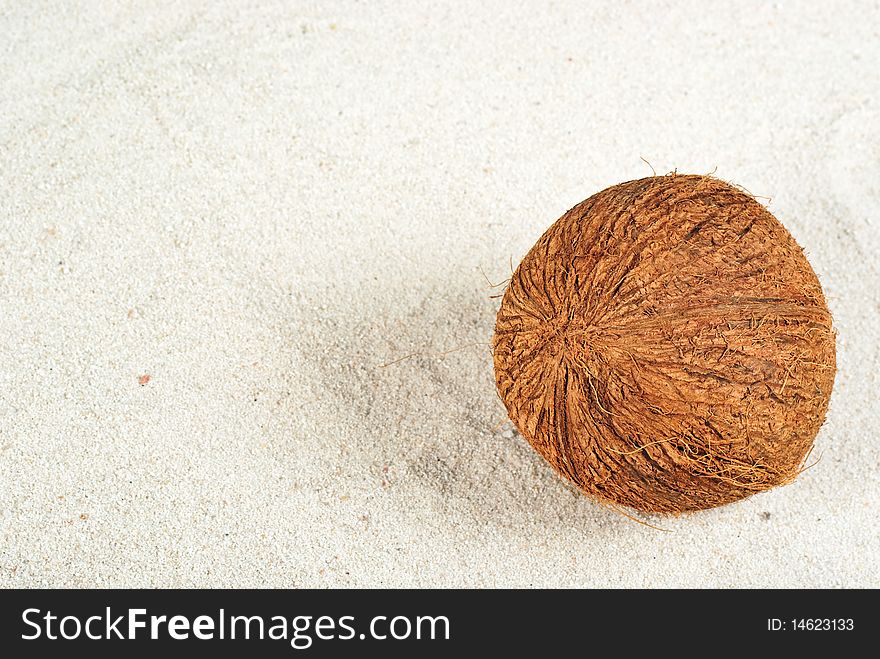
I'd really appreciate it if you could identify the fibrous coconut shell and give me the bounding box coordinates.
[493,175,836,513]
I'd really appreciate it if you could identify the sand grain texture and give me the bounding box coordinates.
[0,1,877,587]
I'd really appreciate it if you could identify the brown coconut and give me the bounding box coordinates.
[493,174,836,513]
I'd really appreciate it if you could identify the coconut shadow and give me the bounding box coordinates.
[291,271,635,537]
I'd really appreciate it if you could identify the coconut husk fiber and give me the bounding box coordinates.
[493,174,836,514]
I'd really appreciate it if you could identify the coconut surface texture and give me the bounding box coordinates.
[493,175,836,514]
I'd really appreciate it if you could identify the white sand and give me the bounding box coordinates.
[1,1,878,588]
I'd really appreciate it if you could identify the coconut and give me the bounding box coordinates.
[493,174,836,513]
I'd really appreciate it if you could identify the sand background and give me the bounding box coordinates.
[1,1,878,587]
